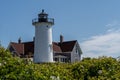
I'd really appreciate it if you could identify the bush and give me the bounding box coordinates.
[0,46,120,79]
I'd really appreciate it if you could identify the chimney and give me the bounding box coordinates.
[18,37,21,43]
[33,37,35,42]
[60,35,64,43]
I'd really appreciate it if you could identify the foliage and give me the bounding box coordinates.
[71,56,120,80]
[0,46,120,80]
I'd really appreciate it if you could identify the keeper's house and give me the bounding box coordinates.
[8,35,82,63]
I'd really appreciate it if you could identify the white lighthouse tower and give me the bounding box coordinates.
[32,10,54,63]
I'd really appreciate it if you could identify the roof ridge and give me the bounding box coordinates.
[21,41,34,44]
[58,40,77,43]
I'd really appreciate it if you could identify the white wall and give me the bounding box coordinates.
[33,22,53,63]
[71,42,81,63]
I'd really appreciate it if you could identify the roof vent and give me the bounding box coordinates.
[18,37,21,44]
[60,35,64,43]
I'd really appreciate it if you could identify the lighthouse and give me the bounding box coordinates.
[32,10,54,63]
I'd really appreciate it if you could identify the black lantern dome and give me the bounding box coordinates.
[32,9,54,25]
[38,9,48,22]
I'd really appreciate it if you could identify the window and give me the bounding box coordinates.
[75,45,79,55]
[61,58,65,62]
[60,58,69,63]
[55,58,58,61]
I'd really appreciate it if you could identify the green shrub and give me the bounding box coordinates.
[0,46,120,79]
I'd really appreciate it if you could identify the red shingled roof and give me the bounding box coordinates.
[22,42,34,55]
[53,42,62,52]
[59,40,77,52]
[10,42,24,55]
[9,40,77,55]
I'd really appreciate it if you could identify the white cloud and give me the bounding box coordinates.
[106,20,120,32]
[81,29,120,58]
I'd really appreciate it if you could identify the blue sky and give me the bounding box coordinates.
[0,0,120,58]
